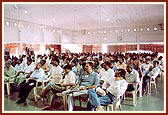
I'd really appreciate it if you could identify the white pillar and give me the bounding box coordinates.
[136,33,140,53]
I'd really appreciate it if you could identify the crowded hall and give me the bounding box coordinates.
[3,3,165,112]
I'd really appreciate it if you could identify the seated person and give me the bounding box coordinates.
[125,65,140,92]
[141,58,152,76]
[4,60,17,91]
[15,58,35,87]
[40,64,76,110]
[66,62,99,111]
[45,58,64,80]
[16,62,46,104]
[99,62,115,84]
[87,69,128,111]
[14,58,24,74]
[142,60,160,93]
[116,58,126,70]
[41,60,51,74]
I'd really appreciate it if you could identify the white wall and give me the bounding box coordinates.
[4,25,20,43]
[61,44,82,53]
[4,18,164,45]
[20,27,43,43]
[44,31,60,43]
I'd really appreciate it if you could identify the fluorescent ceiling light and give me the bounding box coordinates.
[14,23,18,27]
[33,26,37,30]
[154,27,157,31]
[28,25,31,29]
[146,27,150,31]
[105,18,110,22]
[5,21,10,26]
[140,28,143,31]
[24,10,28,14]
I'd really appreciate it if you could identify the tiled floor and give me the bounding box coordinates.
[3,78,165,112]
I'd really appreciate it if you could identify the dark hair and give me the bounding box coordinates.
[71,60,77,65]
[119,57,124,62]
[64,64,72,70]
[153,60,159,65]
[82,62,86,68]
[104,61,111,67]
[53,58,60,64]
[100,63,104,67]
[87,62,93,68]
[146,58,150,61]
[117,69,126,79]
[27,58,32,63]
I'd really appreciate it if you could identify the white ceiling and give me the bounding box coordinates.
[4,3,164,30]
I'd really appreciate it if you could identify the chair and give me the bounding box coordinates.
[33,81,45,101]
[4,78,14,95]
[68,89,89,110]
[74,94,88,108]
[104,95,122,111]
[147,78,157,95]
[4,74,17,95]
[158,71,164,82]
[124,83,139,106]
[56,93,69,110]
[138,77,143,97]
[160,71,164,82]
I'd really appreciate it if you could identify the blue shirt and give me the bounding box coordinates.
[78,71,99,87]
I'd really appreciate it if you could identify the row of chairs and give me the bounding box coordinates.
[4,71,163,111]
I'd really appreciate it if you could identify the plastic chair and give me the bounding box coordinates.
[104,95,122,111]
[124,83,139,106]
[147,78,157,95]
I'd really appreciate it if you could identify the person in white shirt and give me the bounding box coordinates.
[41,64,76,110]
[45,58,64,84]
[142,60,160,93]
[100,62,115,84]
[15,59,24,73]
[116,58,126,70]
[141,58,152,76]
[15,58,35,86]
[125,65,140,92]
[23,58,36,76]
[87,69,128,111]
[99,63,106,83]
[16,62,46,104]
